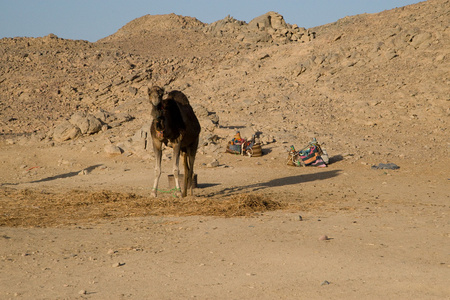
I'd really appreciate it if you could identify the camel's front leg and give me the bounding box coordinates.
[152,142,163,197]
[172,142,182,197]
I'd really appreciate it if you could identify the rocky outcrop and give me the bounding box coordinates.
[48,109,135,142]
[69,112,103,135]
[52,121,82,142]
[204,12,315,44]
[247,12,314,43]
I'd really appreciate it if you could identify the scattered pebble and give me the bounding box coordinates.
[319,235,329,241]
[207,159,219,168]
[78,169,89,175]
[78,290,87,295]
[104,144,123,156]
[321,280,330,286]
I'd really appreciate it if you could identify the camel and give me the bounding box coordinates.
[148,86,201,197]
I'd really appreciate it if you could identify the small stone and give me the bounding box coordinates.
[207,159,219,168]
[104,144,123,156]
[78,169,89,175]
[78,290,87,295]
[112,262,124,267]
[319,235,329,241]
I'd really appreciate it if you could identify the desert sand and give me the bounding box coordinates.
[0,0,449,299]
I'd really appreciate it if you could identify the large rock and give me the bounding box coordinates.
[52,121,82,142]
[132,124,152,151]
[104,144,123,156]
[246,12,314,43]
[69,112,103,135]
[248,11,288,32]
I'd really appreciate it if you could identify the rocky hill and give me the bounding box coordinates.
[0,0,448,166]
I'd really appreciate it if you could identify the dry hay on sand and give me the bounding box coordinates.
[0,188,290,228]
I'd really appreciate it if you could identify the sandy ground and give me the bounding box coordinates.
[0,140,449,300]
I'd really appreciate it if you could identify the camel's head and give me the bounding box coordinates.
[148,86,166,132]
[148,86,164,106]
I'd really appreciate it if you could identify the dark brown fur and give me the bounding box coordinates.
[149,86,201,197]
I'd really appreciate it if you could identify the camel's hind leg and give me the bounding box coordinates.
[182,153,190,197]
[183,143,198,197]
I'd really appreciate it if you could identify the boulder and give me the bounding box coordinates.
[69,112,103,135]
[248,12,288,34]
[53,121,82,142]
[104,144,123,156]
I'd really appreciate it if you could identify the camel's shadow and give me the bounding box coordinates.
[206,169,341,197]
[197,183,220,189]
[28,164,104,184]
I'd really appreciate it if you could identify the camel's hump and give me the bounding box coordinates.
[166,90,190,105]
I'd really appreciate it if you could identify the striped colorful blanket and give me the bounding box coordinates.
[287,139,327,167]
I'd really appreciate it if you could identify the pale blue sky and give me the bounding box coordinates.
[0,0,423,42]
